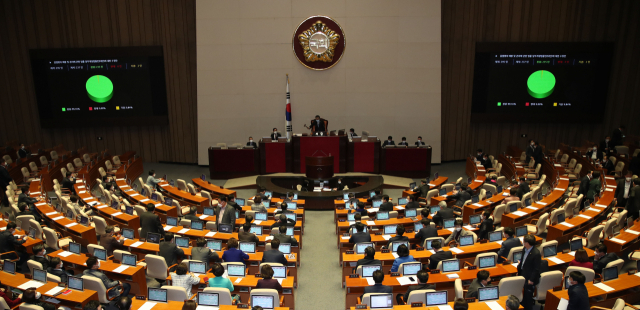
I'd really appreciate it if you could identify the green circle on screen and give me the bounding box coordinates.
[86,75,114,103]
[527,70,555,99]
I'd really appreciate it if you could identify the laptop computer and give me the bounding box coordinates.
[383,225,396,235]
[251,295,275,310]
[442,259,460,273]
[515,226,528,237]
[285,226,294,236]
[148,288,168,303]
[94,248,107,261]
[397,197,407,205]
[174,236,190,248]
[443,218,456,229]
[239,242,256,254]
[33,268,47,283]
[264,191,272,198]
[513,250,523,263]
[486,191,493,199]
[227,264,246,277]
[28,227,36,239]
[543,244,557,257]
[343,193,350,200]
[362,265,382,277]
[414,222,424,231]
[405,209,417,218]
[469,214,482,225]
[279,243,292,254]
[219,224,234,234]
[189,261,207,275]
[369,294,393,309]
[207,239,222,251]
[347,213,355,221]
[150,193,158,201]
[147,232,161,244]
[372,200,383,208]
[249,226,263,236]
[122,253,137,267]
[68,276,84,291]
[286,202,297,210]
[557,213,566,224]
[369,191,376,198]
[376,212,389,221]
[430,206,441,215]
[190,220,204,230]
[524,198,532,207]
[602,266,618,282]
[537,192,543,201]
[409,182,416,189]
[424,239,436,250]
[203,207,214,216]
[489,231,503,242]
[66,209,74,219]
[472,195,480,203]
[166,216,178,227]
[255,212,268,221]
[439,188,447,196]
[356,242,374,254]
[402,262,421,275]
[164,198,173,206]
[2,261,15,275]
[433,172,439,179]
[69,242,81,254]
[125,206,134,215]
[391,241,410,252]
[478,256,496,269]
[285,213,296,222]
[478,286,499,302]
[236,198,245,206]
[425,291,448,306]
[121,228,134,240]
[272,266,287,279]
[197,292,219,308]
[570,239,583,251]
[497,185,503,193]
[459,235,474,247]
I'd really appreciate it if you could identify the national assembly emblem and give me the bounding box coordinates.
[293,16,346,70]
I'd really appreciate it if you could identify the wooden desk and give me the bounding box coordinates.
[131,300,289,310]
[0,270,98,307]
[116,155,143,183]
[33,201,98,248]
[209,147,262,179]
[402,176,449,199]
[116,180,177,219]
[603,216,640,253]
[73,183,141,238]
[192,178,236,198]
[349,296,521,310]
[380,147,432,178]
[348,140,380,173]
[158,181,208,211]
[544,273,640,310]
[0,219,43,254]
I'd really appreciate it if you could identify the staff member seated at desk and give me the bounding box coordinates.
[398,137,409,146]
[380,195,393,212]
[222,238,249,264]
[497,227,522,263]
[586,144,603,161]
[386,225,409,249]
[415,136,426,146]
[48,256,73,283]
[481,153,492,169]
[270,128,282,141]
[568,249,593,269]
[415,218,438,245]
[0,280,22,308]
[246,137,257,148]
[309,115,327,135]
[405,195,420,209]
[140,203,164,241]
[271,214,295,229]
[504,188,520,203]
[256,264,282,292]
[183,206,200,222]
[382,136,395,147]
[602,154,616,175]
[449,182,473,210]
[251,196,267,212]
[62,173,78,195]
[0,222,29,268]
[566,271,589,310]
[262,239,288,266]
[466,270,493,298]
[367,189,383,204]
[475,210,494,240]
[516,177,530,200]
[192,237,220,264]
[364,270,392,295]
[411,179,429,198]
[355,201,367,217]
[593,243,619,274]
[239,222,259,243]
[275,202,294,215]
[208,263,241,303]
[273,225,299,247]
[356,246,381,269]
[391,244,414,272]
[349,223,371,244]
[349,128,358,138]
[30,244,50,269]
[84,256,131,299]
[100,225,125,256]
[17,202,42,223]
[18,185,38,207]
[445,219,473,245]
[432,202,455,227]
[22,288,55,310]
[397,269,435,304]
[146,170,162,190]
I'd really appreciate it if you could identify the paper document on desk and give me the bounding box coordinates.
[160,184,169,187]
[18,280,45,290]
[138,302,157,310]
[512,263,519,268]
[593,283,615,292]
[512,211,528,217]
[199,215,208,220]
[196,306,218,310]
[428,183,436,187]
[485,301,504,310]
[341,236,350,240]
[52,216,64,221]
[559,222,574,227]
[526,206,538,210]
[206,232,217,237]
[396,206,405,210]
[178,228,190,234]
[382,235,391,240]
[58,251,74,257]
[45,286,65,296]
[253,220,262,225]
[537,202,547,206]
[154,203,162,207]
[368,208,379,213]
[626,229,640,235]
[46,212,57,216]
[568,251,576,256]
[112,212,123,217]
[474,180,483,183]
[391,253,399,258]
[437,306,453,310]
[556,298,568,310]
[396,276,418,286]
[609,238,626,244]
[78,186,85,189]
[140,199,150,202]
[164,226,174,231]
[35,202,46,206]
[347,221,355,226]
[429,250,435,254]
[547,257,564,265]
[554,188,565,191]
[473,203,483,207]
[65,223,77,228]
[496,240,503,245]
[463,225,474,230]
[366,277,376,285]
[446,274,459,279]
[578,214,591,219]
[130,241,144,248]
[366,221,376,226]
[595,204,607,208]
[276,278,283,285]
[450,247,464,254]
[112,265,129,273]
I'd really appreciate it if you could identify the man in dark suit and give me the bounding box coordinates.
[239,222,259,243]
[576,171,592,198]
[517,234,541,310]
[356,246,381,268]
[349,128,358,138]
[600,137,614,155]
[350,223,371,244]
[379,195,393,212]
[533,142,543,165]
[273,225,299,247]
[100,225,124,255]
[497,227,522,263]
[345,193,359,209]
[475,210,494,240]
[191,237,220,264]
[481,154,492,170]
[275,202,294,216]
[586,144,603,162]
[411,180,429,198]
[139,203,164,240]
[449,182,473,209]
[310,115,327,134]
[466,270,493,298]
[398,137,409,147]
[17,202,42,223]
[586,171,602,202]
[18,185,38,207]
[428,240,453,270]
[216,195,237,231]
[615,170,634,208]
[567,271,589,310]
[386,225,409,249]
[270,214,295,229]
[18,144,28,159]
[382,136,395,147]
[367,189,383,204]
[47,257,72,284]
[593,243,619,274]
[602,155,616,175]
[415,218,438,246]
[184,206,200,222]
[525,140,536,163]
[475,149,484,162]
[159,232,183,270]
[270,128,282,140]
[246,137,257,148]
[397,269,435,304]
[415,136,426,147]
[363,270,392,295]
[626,179,640,220]
[630,154,640,176]
[404,195,420,209]
[432,204,455,228]
[30,244,50,269]
[611,125,625,147]
[0,222,28,267]
[261,239,288,266]
[62,173,78,195]
[330,178,345,191]
[516,177,530,200]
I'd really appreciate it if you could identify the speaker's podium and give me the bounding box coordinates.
[305,156,334,179]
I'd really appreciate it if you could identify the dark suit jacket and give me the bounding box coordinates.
[0,166,12,189]
[270,218,295,229]
[517,247,541,285]
[190,247,220,264]
[184,214,200,222]
[415,141,425,146]
[350,232,372,244]
[159,241,183,267]
[477,218,494,240]
[449,189,472,208]
[533,146,543,164]
[482,159,493,170]
[405,201,420,209]
[62,177,76,194]
[626,186,640,215]
[100,234,124,255]
[270,132,282,140]
[17,210,41,223]
[364,283,393,294]
[246,142,257,148]
[516,182,531,200]
[526,145,536,162]
[612,128,624,146]
[586,149,603,161]
[256,279,282,291]
[139,211,163,240]
[261,249,288,265]
[567,283,589,310]
[630,155,640,176]
[466,279,493,298]
[615,179,633,201]
[382,140,395,147]
[497,236,522,263]
[18,148,28,159]
[18,193,38,206]
[403,283,436,302]
[428,250,453,270]
[356,257,381,269]
[603,159,615,175]
[600,140,613,153]
[412,185,429,198]
[30,255,50,270]
[238,231,260,243]
[415,226,438,245]
[432,207,455,227]
[47,267,69,283]
[586,178,601,201]
[398,141,409,146]
[0,231,25,259]
[386,236,409,249]
[576,176,591,196]
[593,252,619,274]
[310,119,327,132]
[273,233,298,247]
[379,202,393,212]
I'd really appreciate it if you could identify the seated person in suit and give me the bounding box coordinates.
[404,194,420,209]
[17,202,42,223]
[568,249,593,269]
[355,201,368,217]
[475,149,485,162]
[586,144,604,161]
[504,188,520,203]
[379,195,393,212]
[475,210,494,240]
[391,244,414,272]
[18,143,28,158]
[466,270,492,298]
[62,173,78,194]
[348,212,363,231]
[282,193,295,203]
[415,136,426,146]
[346,193,359,208]
[159,232,183,270]
[593,243,619,274]
[444,219,474,245]
[449,182,473,210]
[349,128,358,138]
[273,225,299,247]
[145,170,162,190]
[18,185,38,207]
[30,244,50,269]
[349,222,371,244]
[261,239,288,266]
[270,128,282,141]
[83,256,130,299]
[270,214,295,229]
[432,202,455,227]
[331,178,345,191]
[310,115,327,134]
[256,264,282,292]
[104,182,122,199]
[275,202,293,215]
[239,222,260,243]
[356,246,381,269]
[208,263,241,304]
[367,189,383,204]
[100,225,125,256]
[364,270,392,295]
[382,136,395,147]
[257,187,269,201]
[567,271,589,310]
[47,256,73,283]
[415,218,438,245]
[246,136,257,148]
[221,238,249,264]
[482,154,492,170]
[497,227,522,263]
[251,196,268,212]
[184,206,200,222]
[191,237,220,264]
[411,179,429,198]
[505,295,520,310]
[516,177,530,199]
[602,154,616,175]
[398,137,409,147]
[397,269,435,304]
[386,225,409,249]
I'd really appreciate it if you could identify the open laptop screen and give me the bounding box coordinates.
[122,254,137,267]
[148,288,167,303]
[166,216,178,227]
[489,231,503,242]
[370,294,393,309]
[249,226,263,235]
[251,295,274,310]
[362,265,382,277]
[479,256,496,269]
[442,259,460,273]
[372,200,383,208]
[383,225,396,235]
[255,212,268,221]
[391,242,409,252]
[425,291,448,306]
[376,211,389,220]
[175,236,190,248]
[356,242,374,254]
[33,268,47,283]
[69,242,81,254]
[515,226,527,237]
[272,266,287,279]
[189,261,207,274]
[398,198,408,205]
[227,264,246,277]
[147,232,161,244]
[68,276,84,291]
[239,242,256,253]
[190,220,204,230]
[543,245,557,257]
[469,214,481,225]
[478,286,499,302]
[94,248,107,261]
[402,262,421,275]
[459,235,474,246]
[443,218,455,229]
[603,266,618,282]
[570,239,583,251]
[405,209,417,218]
[207,239,222,251]
[279,243,292,254]
[122,228,134,240]
[197,292,219,307]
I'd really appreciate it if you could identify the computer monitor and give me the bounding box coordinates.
[602,266,618,282]
[414,222,424,231]
[122,228,134,240]
[543,245,557,257]
[430,206,441,214]
[166,216,178,227]
[362,265,382,277]
[190,220,204,230]
[255,212,268,221]
[197,292,219,307]
[207,239,222,251]
[147,232,161,244]
[285,226,294,236]
[235,210,239,219]
[425,291,448,306]
[66,209,74,219]
[356,242,374,254]
[264,191,272,198]
[125,206,134,215]
[203,207,214,216]
[200,174,205,181]
[372,199,383,208]
[442,259,460,273]
[343,193,350,200]
[424,239,436,250]
[402,262,421,275]
[175,236,190,248]
[2,261,15,275]
[369,294,393,309]
[497,185,503,193]
[398,198,407,205]
[140,188,146,197]
[69,242,81,254]
[459,235,474,247]
[479,256,496,269]
[486,191,493,199]
[570,239,583,251]
[405,209,417,218]
[293,193,298,200]
[164,198,173,206]
[28,227,36,238]
[469,214,481,225]
[455,184,461,190]
[537,192,543,201]
[189,261,207,274]
[251,295,275,310]
[272,266,287,279]
[279,243,292,254]
[347,213,355,221]
[409,182,416,189]
[285,213,296,222]
[94,248,107,261]
[391,242,410,252]
[515,226,528,237]
[239,242,256,253]
[524,198,532,207]
[472,195,479,203]
[383,225,396,235]
[150,193,158,201]
[263,199,271,208]
[443,218,455,229]
[249,225,263,235]
[478,287,499,302]
[509,203,519,213]
[68,276,84,291]
[369,191,376,198]
[236,198,245,206]
[376,211,389,221]
[439,188,447,196]
[513,251,523,263]
[122,253,137,267]
[489,231,503,242]
[148,288,168,303]
[33,268,47,283]
[434,172,439,179]
[227,264,246,277]
[286,202,297,210]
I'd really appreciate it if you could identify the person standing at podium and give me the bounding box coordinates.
[415,136,425,146]
[270,128,281,141]
[246,137,257,148]
[382,136,395,147]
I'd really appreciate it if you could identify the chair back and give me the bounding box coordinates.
[27,259,43,274]
[29,162,39,173]
[425,189,437,204]
[496,176,506,187]
[20,304,44,310]
[615,210,628,228]
[187,184,197,195]
[16,215,34,231]
[498,276,525,300]
[534,213,549,235]
[43,227,61,250]
[177,179,188,192]
[249,289,279,308]
[538,240,558,258]
[602,218,617,239]
[201,191,213,206]
[21,167,30,179]
[113,156,121,166]
[29,219,44,240]
[563,199,577,218]
[605,259,624,273]
[406,289,436,304]
[610,156,617,165]
[160,286,188,301]
[134,205,146,216]
[98,167,107,178]
[74,158,83,168]
[145,254,169,280]
[105,161,113,170]
[83,153,91,163]
[519,152,527,162]
[82,275,111,303]
[88,244,105,256]
[612,298,626,310]
[454,278,464,298]
[179,219,191,228]
[482,184,497,195]
[93,216,108,235]
[67,162,75,173]
[535,271,562,301]
[492,204,505,224]
[203,287,234,305]
[586,226,604,248]
[506,246,524,262]
[389,211,398,219]
[423,237,445,249]
[47,273,62,283]
[564,267,595,287]
[505,201,522,213]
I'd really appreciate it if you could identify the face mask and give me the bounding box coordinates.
[35,292,41,299]
[455,227,461,231]
[531,143,534,146]
[627,177,632,181]
[593,148,596,151]
[338,181,341,184]
[42,250,46,255]
[605,139,609,142]
[249,139,253,142]
[21,146,25,149]
[97,261,101,268]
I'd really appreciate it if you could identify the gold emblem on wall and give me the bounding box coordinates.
[293,16,346,70]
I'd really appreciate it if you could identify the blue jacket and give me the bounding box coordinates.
[222,248,249,264]
[391,255,415,272]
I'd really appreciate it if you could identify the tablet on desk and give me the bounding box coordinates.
[255,212,268,221]
[174,236,190,248]
[402,262,421,275]
[249,225,263,235]
[122,253,137,267]
[488,231,502,242]
[362,265,382,278]
[383,225,396,235]
[251,295,275,310]
[369,293,393,309]
[207,239,222,251]
[469,214,481,225]
[239,242,256,254]
[69,242,81,254]
[227,264,246,277]
[355,242,374,254]
[197,292,219,307]
[68,276,84,291]
[376,211,389,221]
[122,228,134,240]
[478,256,496,269]
[442,259,460,273]
[391,241,409,252]
[166,216,178,227]
[478,286,499,302]
[189,261,207,274]
[148,288,167,303]
[425,291,448,306]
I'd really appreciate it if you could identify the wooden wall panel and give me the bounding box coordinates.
[0,0,197,163]
[442,0,640,161]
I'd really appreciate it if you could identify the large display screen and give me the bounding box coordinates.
[30,46,168,127]
[471,42,613,122]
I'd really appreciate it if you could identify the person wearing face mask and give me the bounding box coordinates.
[517,234,541,310]
[309,115,327,135]
[615,170,634,208]
[481,154,492,170]
[602,155,615,175]
[625,178,640,220]
[475,210,494,240]
[331,178,345,191]
[566,271,589,310]
[30,244,50,269]
[398,137,409,147]
[382,136,395,147]
[0,280,22,308]
[100,225,125,255]
[415,136,426,147]
[600,136,613,155]
[497,227,522,263]
[586,144,603,162]
[576,171,593,198]
[246,136,257,148]
[525,139,536,163]
[84,256,131,298]
[466,270,493,298]
[593,243,619,274]
[22,288,55,310]
[0,222,28,268]
[586,171,602,203]
[349,128,358,138]
[47,256,74,283]
[18,143,28,159]
[271,128,282,140]
[444,219,473,245]
[216,195,237,231]
[516,177,530,200]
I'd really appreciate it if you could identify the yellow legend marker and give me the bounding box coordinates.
[116,106,120,110]
[554,102,557,106]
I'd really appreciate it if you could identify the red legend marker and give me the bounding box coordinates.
[89,107,93,111]
[526,102,529,106]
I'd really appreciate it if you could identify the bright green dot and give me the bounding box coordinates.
[497,102,501,106]
[527,70,555,99]
[86,75,114,103]
[62,108,66,111]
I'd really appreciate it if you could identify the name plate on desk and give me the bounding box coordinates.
[415,247,424,251]
[411,302,423,307]
[381,249,390,253]
[236,304,249,309]
[355,305,368,309]
[464,298,476,303]
[135,296,146,300]
[349,274,360,278]
[346,250,354,254]
[391,272,400,277]
[467,266,477,270]
[430,270,440,274]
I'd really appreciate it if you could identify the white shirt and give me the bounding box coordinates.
[624,181,632,198]
[592,150,598,160]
